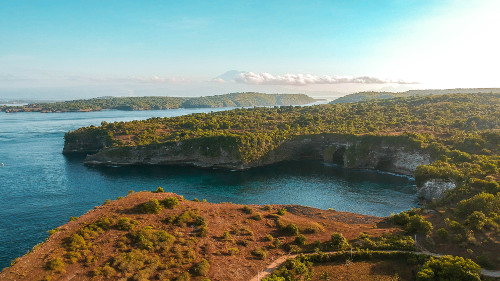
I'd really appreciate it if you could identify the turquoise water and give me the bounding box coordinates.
[0,109,418,269]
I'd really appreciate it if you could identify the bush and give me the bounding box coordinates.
[265,234,274,241]
[391,212,410,226]
[277,208,287,216]
[139,199,163,214]
[251,247,268,259]
[282,223,299,236]
[250,212,263,221]
[242,206,253,214]
[445,221,461,232]
[192,259,210,276]
[406,215,433,235]
[161,197,180,209]
[116,217,137,231]
[45,258,66,273]
[294,234,307,246]
[330,232,349,250]
[437,228,449,240]
[176,272,191,281]
[154,186,164,193]
[273,238,282,249]
[456,192,500,217]
[416,255,480,281]
[465,211,487,230]
[227,247,239,255]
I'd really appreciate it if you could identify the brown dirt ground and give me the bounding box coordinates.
[0,191,398,281]
[310,260,416,281]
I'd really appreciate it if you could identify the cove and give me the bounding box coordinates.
[0,109,417,270]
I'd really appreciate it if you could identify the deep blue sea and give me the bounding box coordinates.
[0,108,418,269]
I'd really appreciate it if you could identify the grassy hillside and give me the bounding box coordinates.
[330,88,500,104]
[0,191,394,281]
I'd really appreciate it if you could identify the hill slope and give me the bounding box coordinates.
[0,191,391,281]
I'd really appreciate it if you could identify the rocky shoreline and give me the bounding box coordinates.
[64,133,456,200]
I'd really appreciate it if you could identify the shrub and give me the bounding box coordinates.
[250,212,263,221]
[116,217,137,231]
[465,211,487,230]
[437,228,449,240]
[456,192,500,217]
[222,231,232,240]
[65,233,86,251]
[96,217,114,230]
[242,206,253,214]
[406,215,433,235]
[448,220,464,232]
[282,223,299,236]
[277,208,287,216]
[154,186,164,193]
[69,216,78,222]
[416,255,480,281]
[227,247,239,255]
[265,234,274,241]
[391,212,410,226]
[197,226,208,237]
[45,258,66,273]
[161,197,180,209]
[139,199,163,214]
[192,259,210,276]
[294,234,307,246]
[251,247,268,259]
[330,232,349,250]
[176,272,191,281]
[272,238,282,249]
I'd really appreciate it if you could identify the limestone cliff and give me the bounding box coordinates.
[74,134,432,177]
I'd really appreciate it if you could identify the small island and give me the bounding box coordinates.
[0,92,316,113]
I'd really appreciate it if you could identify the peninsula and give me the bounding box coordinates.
[0,92,316,113]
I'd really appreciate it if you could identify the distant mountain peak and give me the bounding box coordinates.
[212,70,246,82]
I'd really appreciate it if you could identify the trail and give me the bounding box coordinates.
[249,250,500,280]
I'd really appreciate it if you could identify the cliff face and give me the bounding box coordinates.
[66,133,450,199]
[77,134,431,176]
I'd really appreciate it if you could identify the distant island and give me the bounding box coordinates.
[0,92,316,113]
[330,88,500,104]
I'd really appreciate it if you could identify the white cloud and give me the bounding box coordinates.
[235,72,417,85]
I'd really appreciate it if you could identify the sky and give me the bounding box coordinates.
[1,0,499,100]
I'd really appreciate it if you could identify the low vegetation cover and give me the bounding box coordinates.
[0,92,315,113]
[63,92,500,273]
[264,251,482,281]
[330,88,500,104]
[1,190,399,281]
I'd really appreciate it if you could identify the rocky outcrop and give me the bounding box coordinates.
[67,132,462,199]
[417,179,456,200]
[84,140,245,170]
[79,133,432,176]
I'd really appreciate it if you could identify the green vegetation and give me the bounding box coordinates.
[330,232,350,250]
[161,197,180,209]
[416,255,481,281]
[391,209,433,235]
[330,88,500,104]
[138,199,163,214]
[1,92,315,113]
[353,233,415,251]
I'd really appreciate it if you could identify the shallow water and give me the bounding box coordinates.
[0,109,418,269]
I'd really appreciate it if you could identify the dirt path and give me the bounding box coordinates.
[249,250,500,280]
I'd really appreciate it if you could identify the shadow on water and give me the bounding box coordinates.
[84,160,414,188]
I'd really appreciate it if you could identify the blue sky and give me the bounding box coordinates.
[1,0,499,99]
